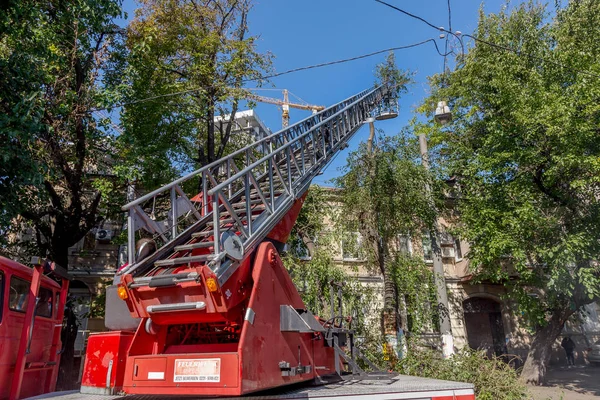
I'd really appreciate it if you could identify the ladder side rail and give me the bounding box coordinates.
[121,87,375,213]
[213,110,371,285]
[208,87,385,279]
[122,146,303,277]
[121,86,383,271]
[207,85,383,198]
[122,162,279,277]
[119,86,382,275]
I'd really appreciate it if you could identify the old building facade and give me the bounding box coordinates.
[313,185,600,366]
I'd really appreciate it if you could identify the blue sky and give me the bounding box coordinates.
[120,0,531,185]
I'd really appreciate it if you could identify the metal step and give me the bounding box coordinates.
[232,198,264,208]
[242,189,285,201]
[191,230,213,239]
[222,204,266,216]
[207,216,248,227]
[147,301,206,313]
[174,241,214,252]
[154,254,213,267]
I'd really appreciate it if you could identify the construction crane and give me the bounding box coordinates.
[72,84,476,400]
[246,88,325,128]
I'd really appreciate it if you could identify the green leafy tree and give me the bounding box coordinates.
[115,0,272,187]
[0,0,125,389]
[0,0,125,266]
[284,186,379,355]
[335,133,440,343]
[367,52,409,153]
[423,0,600,384]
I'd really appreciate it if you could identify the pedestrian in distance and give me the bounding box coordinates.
[561,336,576,366]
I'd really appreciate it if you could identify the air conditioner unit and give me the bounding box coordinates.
[441,246,456,259]
[95,229,114,242]
[439,232,454,246]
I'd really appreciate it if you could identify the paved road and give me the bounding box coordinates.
[529,364,600,400]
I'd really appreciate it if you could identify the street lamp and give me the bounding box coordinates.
[434,101,452,125]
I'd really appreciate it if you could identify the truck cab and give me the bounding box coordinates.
[0,256,69,400]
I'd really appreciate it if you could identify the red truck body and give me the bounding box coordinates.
[0,257,69,400]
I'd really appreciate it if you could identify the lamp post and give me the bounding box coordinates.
[419,103,454,358]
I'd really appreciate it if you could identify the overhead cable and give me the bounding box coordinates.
[93,38,450,111]
[374,0,600,80]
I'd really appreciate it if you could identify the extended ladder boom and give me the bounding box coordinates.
[119,85,390,286]
[90,84,397,398]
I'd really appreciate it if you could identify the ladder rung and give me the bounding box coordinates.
[24,361,57,372]
[154,254,213,267]
[242,190,285,200]
[191,230,213,239]
[24,366,55,372]
[232,198,263,207]
[174,241,214,252]
[207,216,248,227]
[222,205,266,216]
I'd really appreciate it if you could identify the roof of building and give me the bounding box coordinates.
[214,109,272,136]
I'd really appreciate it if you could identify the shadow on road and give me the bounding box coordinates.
[546,365,600,396]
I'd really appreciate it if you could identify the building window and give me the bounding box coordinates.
[398,235,413,255]
[422,232,433,263]
[342,232,364,261]
[454,238,463,261]
[294,240,312,260]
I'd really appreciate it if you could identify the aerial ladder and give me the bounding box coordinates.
[246,88,325,128]
[77,84,469,399]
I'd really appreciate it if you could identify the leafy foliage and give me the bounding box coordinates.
[287,185,333,258]
[375,51,410,102]
[420,0,600,383]
[0,0,126,266]
[334,132,442,337]
[84,280,111,318]
[284,186,377,339]
[284,249,376,335]
[397,348,528,400]
[389,253,438,335]
[113,0,272,188]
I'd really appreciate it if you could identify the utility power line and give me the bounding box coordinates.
[92,38,450,112]
[374,0,600,80]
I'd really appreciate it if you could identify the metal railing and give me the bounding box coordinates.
[119,85,389,282]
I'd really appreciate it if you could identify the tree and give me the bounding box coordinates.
[0,0,125,387]
[1,0,125,266]
[284,186,380,357]
[367,52,408,153]
[334,56,439,356]
[116,0,272,187]
[423,1,600,384]
[335,133,440,351]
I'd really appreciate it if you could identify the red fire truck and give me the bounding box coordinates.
[0,257,69,400]
[19,85,475,400]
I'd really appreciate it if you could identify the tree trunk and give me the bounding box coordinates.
[520,308,573,385]
[366,121,375,154]
[54,245,79,390]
